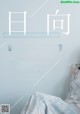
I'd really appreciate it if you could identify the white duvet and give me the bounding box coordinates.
[21,65,80,114]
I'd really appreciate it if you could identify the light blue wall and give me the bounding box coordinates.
[0,0,80,114]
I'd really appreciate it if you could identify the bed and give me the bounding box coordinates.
[21,64,80,114]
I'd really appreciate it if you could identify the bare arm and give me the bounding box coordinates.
[70,64,75,77]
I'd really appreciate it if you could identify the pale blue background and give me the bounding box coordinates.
[0,0,80,114]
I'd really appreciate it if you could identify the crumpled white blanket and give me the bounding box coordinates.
[21,65,80,114]
[21,92,80,114]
